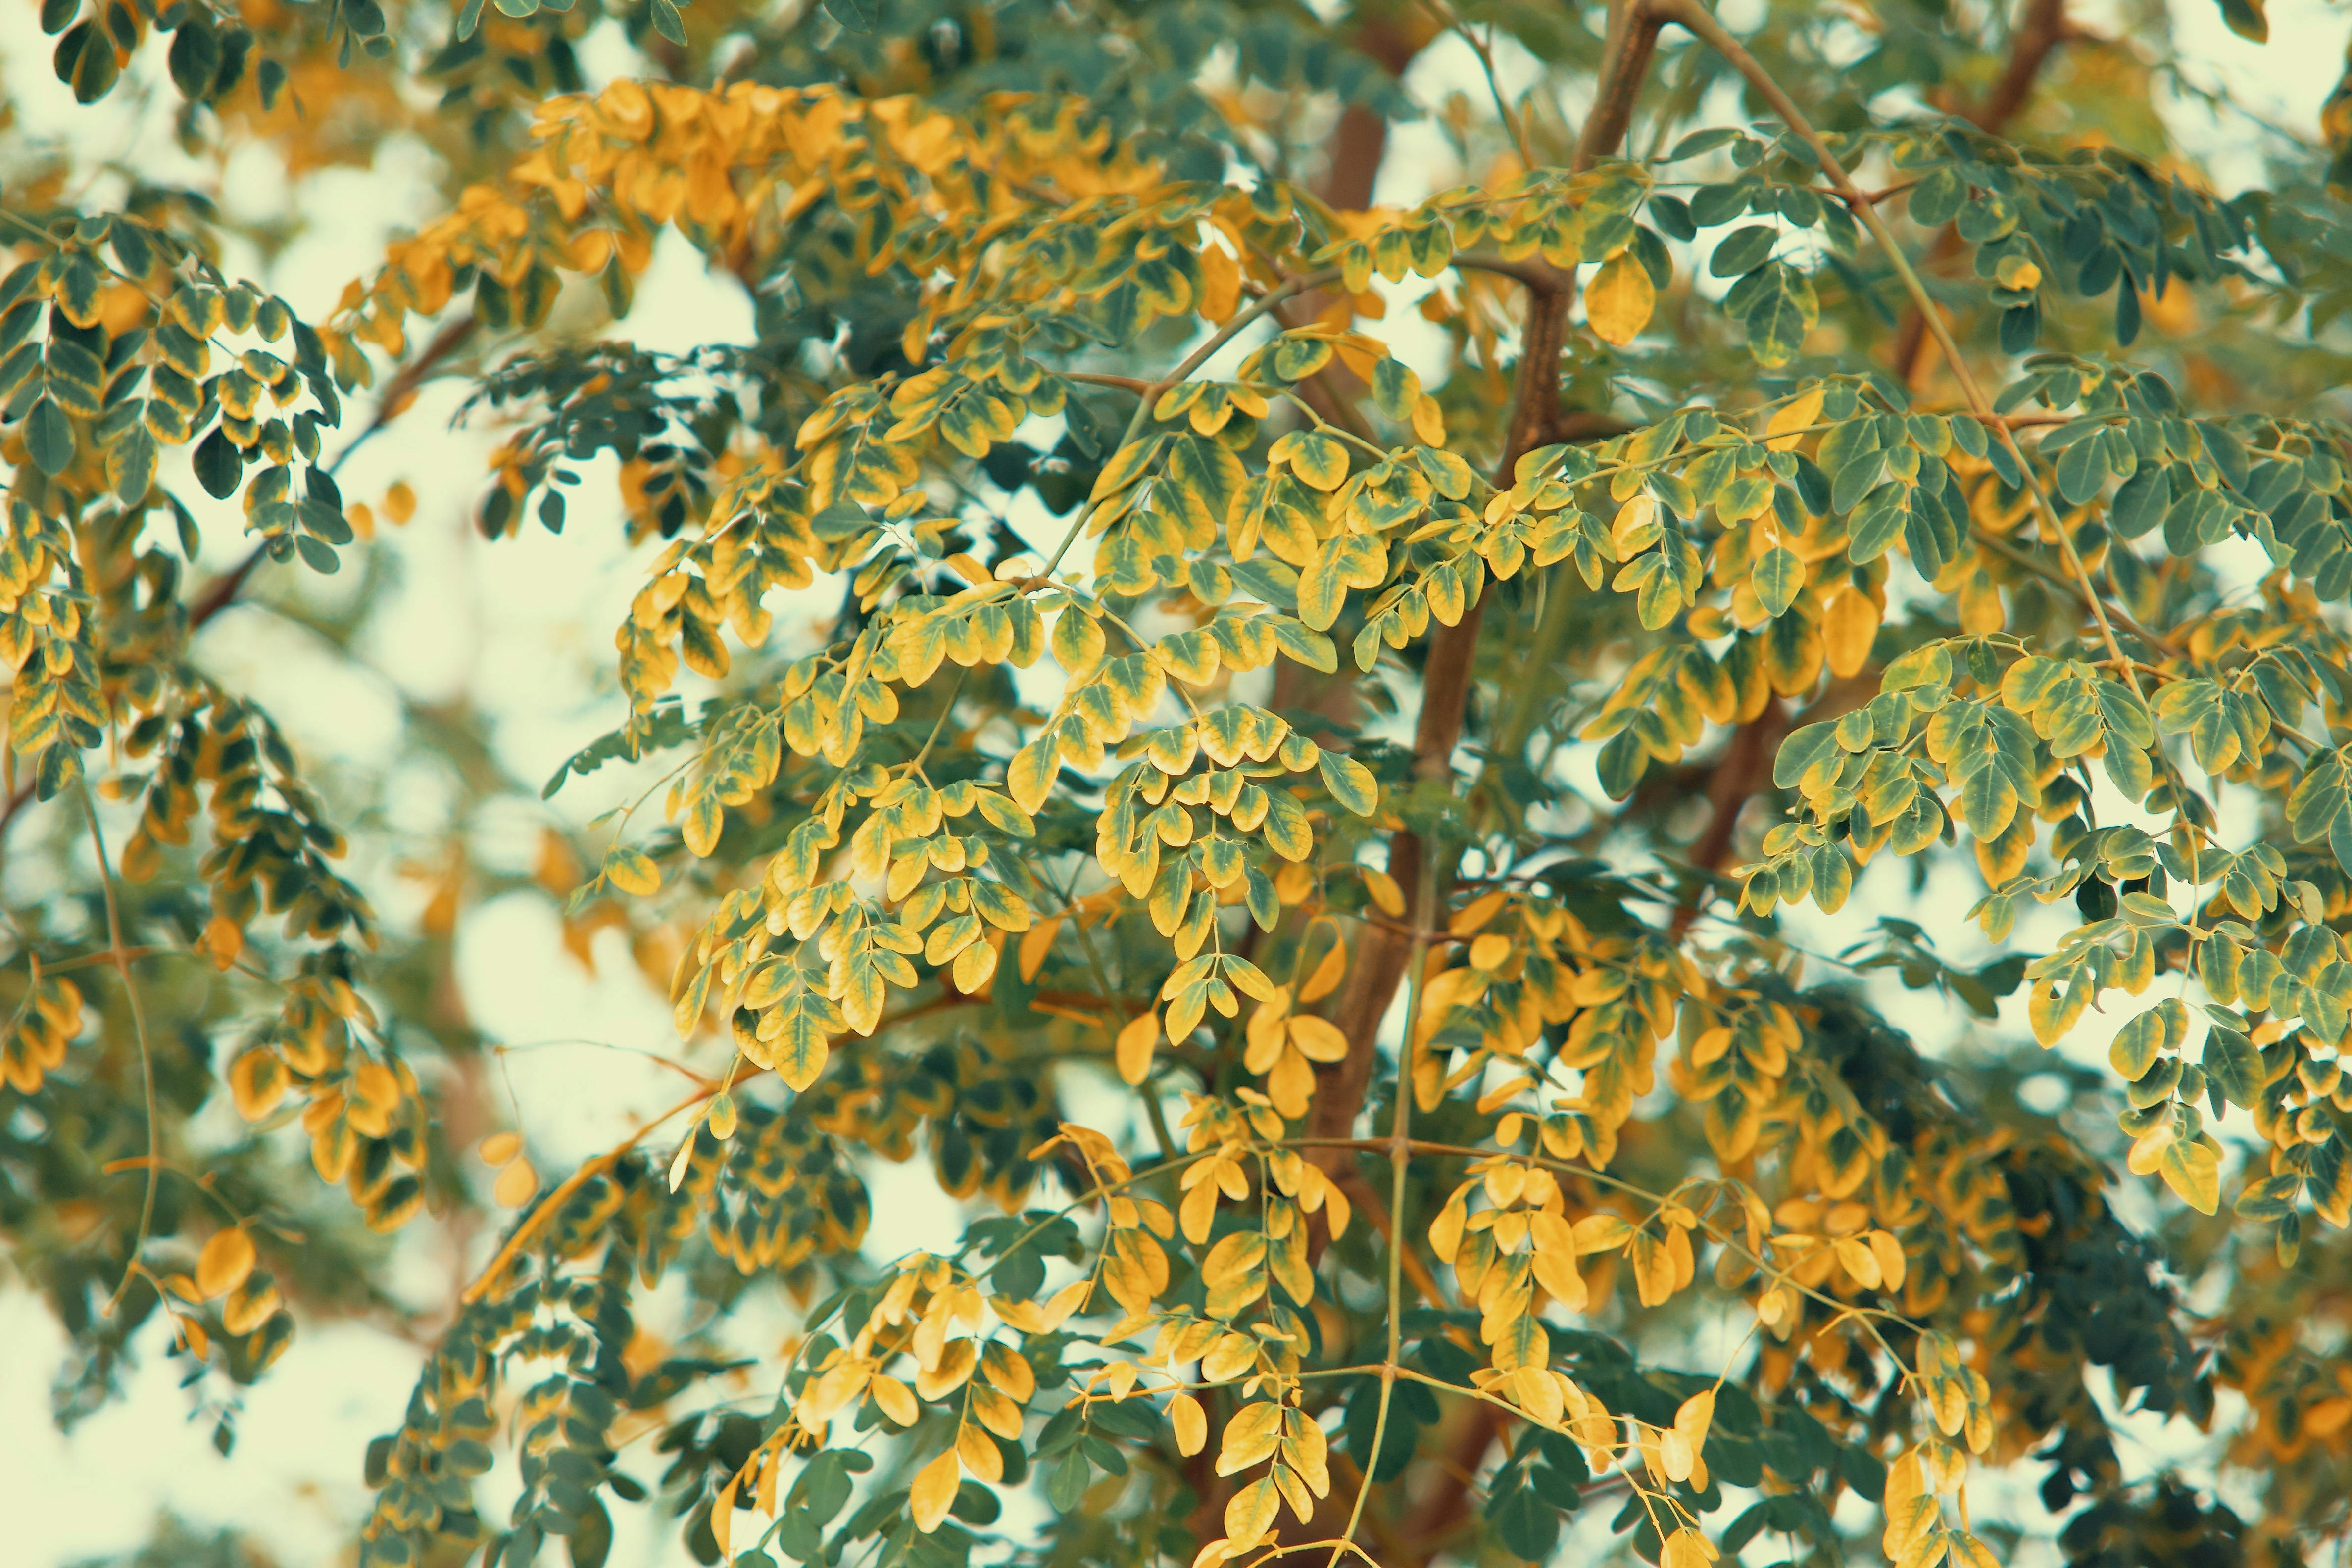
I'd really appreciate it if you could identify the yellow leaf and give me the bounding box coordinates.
[2126,1122,2172,1175]
[1222,1475,1280,1546]
[494,1159,539,1207]
[1428,1195,1468,1264]
[200,913,244,972]
[196,1228,256,1299]
[1572,1213,1632,1253]
[1199,243,1241,323]
[872,1374,919,1426]
[1765,387,1825,450]
[1822,590,1880,678]
[1299,939,1347,1003]
[1412,392,1446,446]
[1834,1234,1882,1289]
[1019,917,1061,981]
[1117,1011,1161,1084]
[1584,254,1655,346]
[1363,868,1405,917]
[911,1449,960,1533]
[712,1476,736,1558]
[1883,1450,1941,1562]
[1950,1532,2001,1568]
[479,1131,522,1166]
[1217,1401,1285,1474]
[1629,1229,1678,1306]
[1869,1229,1908,1290]
[1171,1392,1207,1456]
[1662,1527,1718,1568]
[957,1419,1004,1481]
[1288,1015,1349,1064]
[604,846,660,896]
[2160,1135,2221,1214]
[1674,1388,1715,1453]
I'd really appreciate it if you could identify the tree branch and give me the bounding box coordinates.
[87,787,162,1317]
[1676,0,2091,888]
[1305,0,1663,1170]
[1654,0,2142,699]
[1890,0,2071,385]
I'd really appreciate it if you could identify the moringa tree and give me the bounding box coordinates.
[7,1,2352,1566]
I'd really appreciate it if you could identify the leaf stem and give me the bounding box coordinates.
[1323,865,1436,1566]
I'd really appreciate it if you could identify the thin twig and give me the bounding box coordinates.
[1653,0,2145,698]
[86,788,161,1317]
[1427,0,1534,169]
[458,1079,716,1304]
[1323,869,1437,1568]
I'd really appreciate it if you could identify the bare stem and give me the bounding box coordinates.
[86,788,161,1318]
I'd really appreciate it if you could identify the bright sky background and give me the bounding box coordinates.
[3,2,2349,1563]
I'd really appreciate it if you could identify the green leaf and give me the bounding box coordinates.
[55,20,122,104]
[25,395,73,475]
[1772,722,1842,792]
[1848,484,1910,563]
[1709,225,1777,278]
[2055,433,2110,505]
[194,427,244,499]
[1319,753,1379,816]
[2215,0,2267,41]
[1752,545,1803,616]
[1297,534,1385,632]
[1371,358,1420,422]
[2202,1026,2264,1110]
[2108,998,2184,1080]
[1486,1482,1559,1560]
[108,424,157,502]
[1738,262,1817,368]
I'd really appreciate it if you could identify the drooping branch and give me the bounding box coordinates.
[1677,0,2081,890]
[1654,0,2140,699]
[0,317,480,846]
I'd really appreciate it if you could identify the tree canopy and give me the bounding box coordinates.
[8,0,2352,1566]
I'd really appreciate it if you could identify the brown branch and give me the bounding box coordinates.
[1334,1165,1450,1309]
[1295,39,1667,1559]
[1669,697,1790,934]
[1305,0,1664,1178]
[1397,1402,1512,1564]
[1890,0,2071,386]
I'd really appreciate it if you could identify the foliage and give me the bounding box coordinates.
[13,1,2352,1567]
